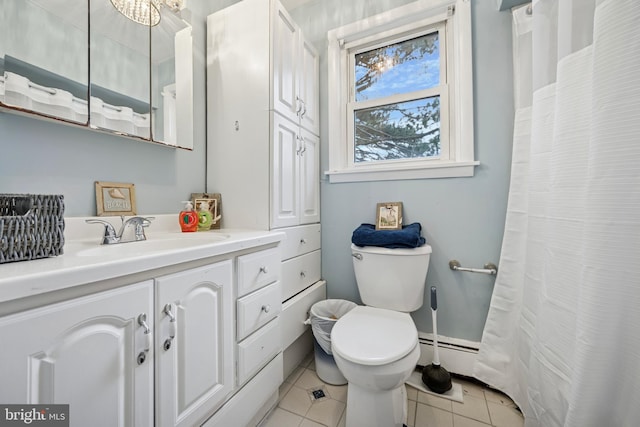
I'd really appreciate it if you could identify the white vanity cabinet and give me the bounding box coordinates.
[0,281,155,427]
[154,261,234,427]
[0,230,287,427]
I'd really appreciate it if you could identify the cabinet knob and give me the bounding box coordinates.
[259,266,268,274]
[300,271,306,278]
[261,304,271,313]
[300,238,307,244]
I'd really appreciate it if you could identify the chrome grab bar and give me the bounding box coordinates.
[449,260,497,275]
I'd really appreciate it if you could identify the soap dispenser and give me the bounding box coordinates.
[179,201,198,232]
[197,200,213,231]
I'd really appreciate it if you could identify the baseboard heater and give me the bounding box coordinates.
[417,334,479,378]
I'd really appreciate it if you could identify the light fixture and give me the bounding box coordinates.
[110,0,161,26]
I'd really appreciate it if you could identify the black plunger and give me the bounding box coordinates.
[422,286,452,393]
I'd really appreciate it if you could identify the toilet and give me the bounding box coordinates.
[331,243,432,427]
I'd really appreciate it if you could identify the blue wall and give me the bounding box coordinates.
[291,0,515,342]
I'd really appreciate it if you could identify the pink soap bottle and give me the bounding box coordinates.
[179,201,198,232]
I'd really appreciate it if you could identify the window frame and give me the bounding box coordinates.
[347,23,449,167]
[326,0,477,183]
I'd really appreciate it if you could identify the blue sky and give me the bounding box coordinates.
[355,34,440,101]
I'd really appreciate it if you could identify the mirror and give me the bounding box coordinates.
[90,0,151,139]
[0,0,90,125]
[0,0,193,149]
[151,8,193,147]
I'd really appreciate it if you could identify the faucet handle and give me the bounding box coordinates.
[85,219,119,244]
[141,216,155,227]
[122,216,155,242]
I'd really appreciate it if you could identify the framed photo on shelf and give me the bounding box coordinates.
[95,181,136,216]
[190,193,222,230]
[375,202,403,230]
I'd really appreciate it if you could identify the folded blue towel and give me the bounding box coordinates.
[351,223,426,249]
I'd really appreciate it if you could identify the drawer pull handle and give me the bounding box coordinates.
[163,304,177,345]
[163,304,176,323]
[262,304,271,313]
[137,313,152,355]
[259,266,269,274]
[138,313,151,334]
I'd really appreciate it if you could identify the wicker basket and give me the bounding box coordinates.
[0,194,65,264]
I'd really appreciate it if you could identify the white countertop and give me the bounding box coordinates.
[0,215,285,304]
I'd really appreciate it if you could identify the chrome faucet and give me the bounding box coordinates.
[86,216,154,245]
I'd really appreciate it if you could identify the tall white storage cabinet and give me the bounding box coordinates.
[207,0,325,382]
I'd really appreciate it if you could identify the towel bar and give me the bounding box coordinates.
[449,260,497,275]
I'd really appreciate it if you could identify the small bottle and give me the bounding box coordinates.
[197,200,213,231]
[179,201,198,232]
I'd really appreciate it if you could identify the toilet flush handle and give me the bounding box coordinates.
[352,253,363,260]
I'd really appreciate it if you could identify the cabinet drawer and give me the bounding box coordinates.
[237,247,281,297]
[237,281,282,340]
[280,224,321,261]
[280,280,326,350]
[237,318,280,386]
[281,250,321,302]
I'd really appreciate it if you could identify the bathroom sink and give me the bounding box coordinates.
[71,233,230,257]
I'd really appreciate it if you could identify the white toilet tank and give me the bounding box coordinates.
[351,243,432,312]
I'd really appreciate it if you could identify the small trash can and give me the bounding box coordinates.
[307,299,357,385]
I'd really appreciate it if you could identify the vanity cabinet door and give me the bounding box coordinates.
[154,260,234,427]
[0,281,154,427]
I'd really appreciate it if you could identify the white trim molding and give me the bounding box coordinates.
[417,331,480,378]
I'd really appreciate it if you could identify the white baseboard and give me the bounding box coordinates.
[417,332,479,378]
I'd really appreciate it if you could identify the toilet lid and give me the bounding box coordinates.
[331,306,418,366]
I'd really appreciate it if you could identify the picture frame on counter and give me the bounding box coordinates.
[95,181,136,216]
[190,193,222,229]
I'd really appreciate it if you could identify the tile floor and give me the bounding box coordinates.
[259,353,524,427]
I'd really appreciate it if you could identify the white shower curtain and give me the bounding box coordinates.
[474,1,640,426]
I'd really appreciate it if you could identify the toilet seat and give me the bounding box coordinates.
[332,306,418,366]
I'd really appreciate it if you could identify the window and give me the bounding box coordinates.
[326,0,477,183]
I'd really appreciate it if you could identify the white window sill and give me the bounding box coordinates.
[324,161,480,183]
